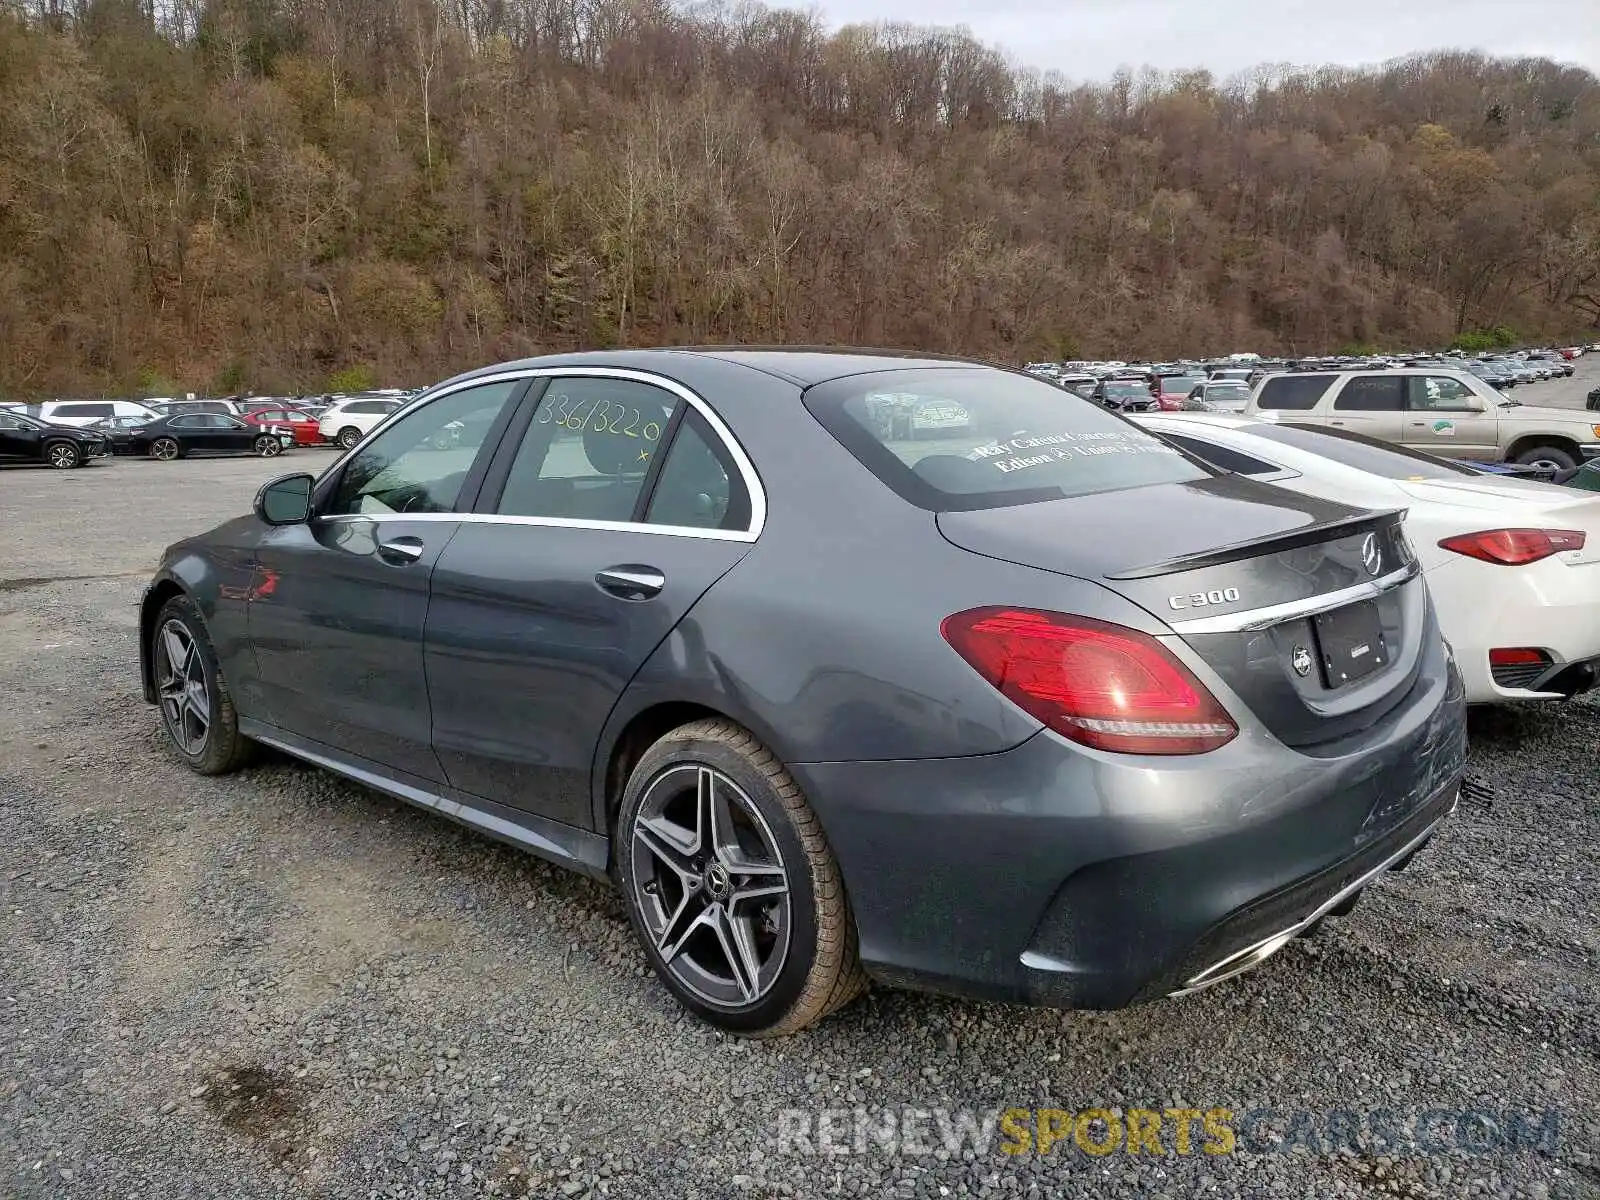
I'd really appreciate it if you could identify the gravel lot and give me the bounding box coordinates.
[2,371,1598,1200]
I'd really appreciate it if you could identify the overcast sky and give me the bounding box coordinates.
[819,0,1600,81]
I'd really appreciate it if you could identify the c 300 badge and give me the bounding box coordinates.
[1292,645,1313,677]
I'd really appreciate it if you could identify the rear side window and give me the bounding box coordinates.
[1255,374,1334,410]
[1333,377,1404,411]
[804,368,1208,512]
[1157,432,1284,477]
[53,403,114,417]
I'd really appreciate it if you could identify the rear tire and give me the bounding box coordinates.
[254,435,284,457]
[1513,445,1578,472]
[616,719,866,1037]
[150,437,182,461]
[337,426,362,449]
[44,440,81,470]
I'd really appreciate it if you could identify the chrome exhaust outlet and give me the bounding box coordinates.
[1168,793,1458,998]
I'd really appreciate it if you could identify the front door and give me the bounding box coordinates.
[0,412,42,460]
[1400,375,1499,460]
[246,378,527,782]
[424,374,757,828]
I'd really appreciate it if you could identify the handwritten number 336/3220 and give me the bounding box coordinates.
[537,394,663,442]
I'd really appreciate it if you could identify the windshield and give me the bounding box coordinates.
[804,368,1211,511]
[1251,422,1483,481]
[1102,381,1151,397]
[1159,375,1204,392]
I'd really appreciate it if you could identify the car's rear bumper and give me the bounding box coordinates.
[1427,556,1600,700]
[792,650,1466,1009]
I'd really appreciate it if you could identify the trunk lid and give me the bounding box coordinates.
[937,474,1426,748]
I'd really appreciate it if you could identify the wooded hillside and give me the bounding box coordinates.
[2,0,1598,396]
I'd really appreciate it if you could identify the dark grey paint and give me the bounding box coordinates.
[140,348,1469,1009]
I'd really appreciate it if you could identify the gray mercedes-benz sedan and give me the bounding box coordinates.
[140,349,1468,1036]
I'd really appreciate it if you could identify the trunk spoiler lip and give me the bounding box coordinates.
[1104,507,1409,581]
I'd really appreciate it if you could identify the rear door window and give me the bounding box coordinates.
[1254,374,1334,410]
[1156,432,1285,477]
[1332,377,1404,411]
[803,368,1208,512]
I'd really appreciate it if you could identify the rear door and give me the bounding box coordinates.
[423,371,760,829]
[1400,375,1498,460]
[1324,375,1405,443]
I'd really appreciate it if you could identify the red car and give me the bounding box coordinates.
[244,407,326,446]
[1152,374,1206,411]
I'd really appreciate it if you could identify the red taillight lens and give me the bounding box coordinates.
[1489,647,1548,666]
[1437,529,1586,565]
[940,607,1238,755]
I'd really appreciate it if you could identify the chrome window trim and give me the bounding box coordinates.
[316,366,766,542]
[1166,562,1419,634]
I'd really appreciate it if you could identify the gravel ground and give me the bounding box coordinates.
[2,381,1598,1199]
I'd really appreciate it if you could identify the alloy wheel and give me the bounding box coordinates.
[629,764,791,1008]
[338,428,361,449]
[152,438,179,461]
[255,436,283,457]
[47,443,80,469]
[155,619,210,756]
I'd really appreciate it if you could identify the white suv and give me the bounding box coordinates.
[318,397,405,449]
[39,400,161,428]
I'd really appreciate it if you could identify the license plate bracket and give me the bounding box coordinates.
[1313,599,1388,687]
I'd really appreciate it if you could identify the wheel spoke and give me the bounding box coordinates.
[634,814,698,880]
[727,866,788,909]
[161,627,188,679]
[698,767,739,860]
[657,896,714,964]
[711,904,762,1001]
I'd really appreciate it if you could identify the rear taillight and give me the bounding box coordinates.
[1437,529,1586,565]
[940,607,1238,755]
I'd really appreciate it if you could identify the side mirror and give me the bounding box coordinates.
[255,472,314,526]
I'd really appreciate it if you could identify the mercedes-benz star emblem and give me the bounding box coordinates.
[1292,645,1313,677]
[1360,533,1382,577]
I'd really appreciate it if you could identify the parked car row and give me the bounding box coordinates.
[136,346,1595,1041]
[1025,345,1588,413]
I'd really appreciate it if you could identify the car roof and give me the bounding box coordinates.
[441,347,990,390]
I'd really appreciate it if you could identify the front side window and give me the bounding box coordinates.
[1407,376,1481,412]
[1256,423,1481,480]
[804,368,1207,511]
[496,378,679,522]
[324,381,520,516]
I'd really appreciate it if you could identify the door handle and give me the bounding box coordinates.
[596,565,665,601]
[376,535,425,566]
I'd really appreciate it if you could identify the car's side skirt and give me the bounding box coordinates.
[238,717,612,879]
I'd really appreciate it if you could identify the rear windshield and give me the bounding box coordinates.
[804,368,1210,511]
[1101,381,1151,397]
[1255,373,1335,410]
[1159,375,1204,391]
[1252,423,1481,481]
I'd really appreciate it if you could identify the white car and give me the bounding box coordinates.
[38,399,161,428]
[1132,412,1600,703]
[317,397,405,449]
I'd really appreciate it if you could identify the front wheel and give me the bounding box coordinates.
[44,440,82,469]
[150,595,254,774]
[616,719,866,1037]
[1513,445,1578,473]
[337,426,362,449]
[254,435,284,457]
